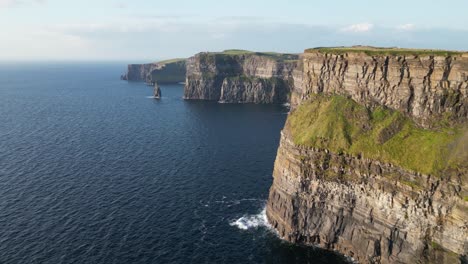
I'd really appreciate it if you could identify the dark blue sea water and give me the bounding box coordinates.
[0,63,348,264]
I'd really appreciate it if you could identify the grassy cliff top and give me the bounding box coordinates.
[155,58,186,64]
[305,46,466,57]
[288,94,467,176]
[201,49,299,61]
[219,49,255,55]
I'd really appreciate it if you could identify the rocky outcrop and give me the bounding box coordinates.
[266,48,468,264]
[121,59,186,84]
[184,51,301,103]
[153,82,161,99]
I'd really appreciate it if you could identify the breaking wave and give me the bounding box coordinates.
[229,207,271,230]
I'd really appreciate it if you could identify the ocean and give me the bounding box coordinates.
[0,63,348,264]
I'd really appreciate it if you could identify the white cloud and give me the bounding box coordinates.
[341,23,374,33]
[0,0,18,7]
[1,15,467,61]
[396,24,416,31]
[0,0,45,8]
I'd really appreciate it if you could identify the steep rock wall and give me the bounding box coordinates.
[295,52,468,127]
[121,63,154,82]
[121,60,186,84]
[267,50,468,264]
[184,52,301,103]
[267,130,467,264]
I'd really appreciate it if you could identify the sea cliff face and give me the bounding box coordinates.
[294,51,468,127]
[184,51,301,103]
[121,59,186,84]
[266,49,468,264]
[121,63,153,82]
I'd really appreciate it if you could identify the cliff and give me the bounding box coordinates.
[121,59,186,84]
[184,50,301,103]
[266,47,468,263]
[294,47,468,128]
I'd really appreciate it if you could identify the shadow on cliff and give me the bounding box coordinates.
[448,129,468,174]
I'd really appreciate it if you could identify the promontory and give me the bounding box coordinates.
[267,47,468,264]
[122,46,468,263]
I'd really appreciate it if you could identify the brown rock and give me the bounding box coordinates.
[266,49,468,263]
[183,52,301,104]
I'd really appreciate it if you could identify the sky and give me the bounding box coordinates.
[0,0,467,62]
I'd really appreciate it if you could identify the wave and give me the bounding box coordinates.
[229,206,271,230]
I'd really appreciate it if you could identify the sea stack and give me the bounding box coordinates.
[153,82,161,99]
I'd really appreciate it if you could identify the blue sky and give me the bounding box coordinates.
[1,0,467,61]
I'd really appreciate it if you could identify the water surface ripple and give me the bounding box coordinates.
[0,63,348,264]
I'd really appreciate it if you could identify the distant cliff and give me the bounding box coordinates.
[184,50,301,103]
[121,59,186,84]
[266,47,468,264]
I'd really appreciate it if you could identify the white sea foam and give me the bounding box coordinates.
[229,207,271,230]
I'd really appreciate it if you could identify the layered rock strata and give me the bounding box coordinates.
[267,49,468,264]
[295,51,468,127]
[184,52,301,103]
[121,59,186,84]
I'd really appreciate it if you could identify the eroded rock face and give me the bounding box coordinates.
[121,60,186,84]
[296,52,468,127]
[121,63,155,82]
[267,130,467,264]
[184,53,301,103]
[267,51,468,264]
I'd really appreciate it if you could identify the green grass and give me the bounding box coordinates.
[201,50,299,62]
[428,241,461,263]
[156,58,186,64]
[431,241,443,250]
[288,95,466,175]
[289,95,368,152]
[305,46,465,57]
[400,180,422,190]
[219,49,255,55]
